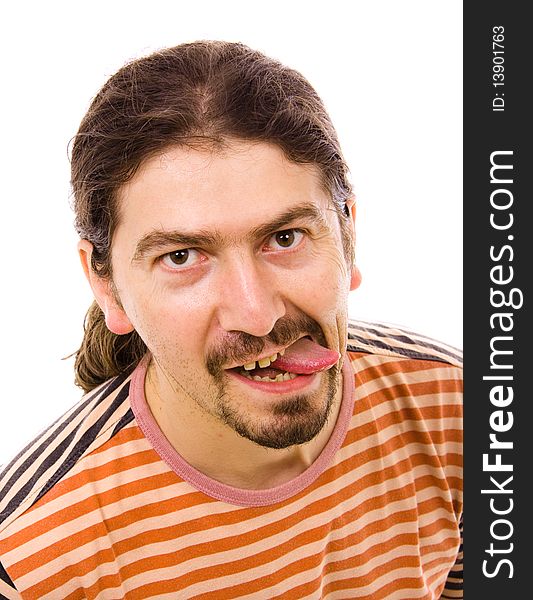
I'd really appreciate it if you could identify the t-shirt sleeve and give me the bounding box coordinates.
[440,514,463,599]
[0,560,21,600]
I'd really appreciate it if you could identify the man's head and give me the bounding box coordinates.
[72,41,361,448]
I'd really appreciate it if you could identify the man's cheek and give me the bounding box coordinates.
[307,243,351,282]
[289,264,348,309]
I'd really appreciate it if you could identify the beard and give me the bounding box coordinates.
[203,314,342,449]
[215,364,340,449]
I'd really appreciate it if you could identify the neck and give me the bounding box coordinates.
[144,360,344,490]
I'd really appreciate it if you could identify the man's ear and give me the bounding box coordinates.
[345,196,357,231]
[77,240,135,335]
[350,264,362,291]
[345,197,362,291]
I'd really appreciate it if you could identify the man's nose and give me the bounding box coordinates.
[215,255,286,337]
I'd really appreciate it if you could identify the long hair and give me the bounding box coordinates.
[71,40,353,392]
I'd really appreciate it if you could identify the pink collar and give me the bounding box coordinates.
[130,355,355,507]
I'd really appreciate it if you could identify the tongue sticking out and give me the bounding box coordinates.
[271,338,340,375]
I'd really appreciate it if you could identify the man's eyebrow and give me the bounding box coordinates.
[248,203,330,240]
[132,230,223,264]
[131,202,331,264]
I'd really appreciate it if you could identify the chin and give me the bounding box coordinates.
[218,366,340,449]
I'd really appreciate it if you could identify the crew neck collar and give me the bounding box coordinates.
[130,355,355,507]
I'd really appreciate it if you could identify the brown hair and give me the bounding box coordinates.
[71,40,354,392]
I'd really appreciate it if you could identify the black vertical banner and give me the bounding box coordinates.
[464,2,531,597]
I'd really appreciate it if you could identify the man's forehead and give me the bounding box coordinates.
[122,140,325,193]
[116,141,334,243]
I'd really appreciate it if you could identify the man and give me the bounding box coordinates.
[0,41,462,599]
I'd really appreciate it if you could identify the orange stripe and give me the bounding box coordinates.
[33,445,160,508]
[89,424,146,455]
[61,573,125,600]
[418,515,460,547]
[8,430,460,576]
[325,573,427,600]
[424,554,460,591]
[107,450,452,567]
[97,474,446,594]
[119,513,423,599]
[352,356,462,386]
[2,457,175,555]
[24,546,129,598]
[14,427,460,575]
[7,359,461,597]
[358,362,462,386]
[361,381,463,413]
[45,475,422,597]
[341,422,461,477]
[201,533,421,599]
[7,475,210,575]
[342,410,461,461]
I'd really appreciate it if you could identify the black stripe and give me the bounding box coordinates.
[441,514,463,593]
[347,333,459,365]
[0,374,128,512]
[0,381,130,522]
[352,319,462,351]
[0,384,102,488]
[443,579,464,590]
[348,323,463,363]
[111,407,135,437]
[0,560,16,590]
[34,383,131,504]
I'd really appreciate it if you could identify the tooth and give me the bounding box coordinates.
[243,362,256,371]
[269,353,278,362]
[258,357,271,368]
[279,348,285,356]
[244,370,299,383]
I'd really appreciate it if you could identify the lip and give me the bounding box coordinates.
[223,334,315,371]
[226,369,318,395]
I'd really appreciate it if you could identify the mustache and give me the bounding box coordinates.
[206,314,326,377]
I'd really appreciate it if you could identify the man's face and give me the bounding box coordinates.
[105,141,357,449]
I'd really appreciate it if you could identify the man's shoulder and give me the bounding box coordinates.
[345,319,463,443]
[346,319,463,370]
[346,319,463,518]
[0,373,134,535]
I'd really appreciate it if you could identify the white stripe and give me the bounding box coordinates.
[5,425,461,568]
[13,459,457,595]
[347,319,462,361]
[0,576,21,600]
[0,381,131,533]
[349,359,462,401]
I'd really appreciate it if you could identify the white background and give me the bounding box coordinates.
[0,1,462,465]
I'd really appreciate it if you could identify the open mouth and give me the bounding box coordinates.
[227,336,340,383]
[238,354,299,382]
[230,347,296,382]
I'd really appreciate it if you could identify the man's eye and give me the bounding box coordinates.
[267,229,304,251]
[161,249,202,269]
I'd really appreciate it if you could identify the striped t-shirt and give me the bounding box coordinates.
[0,321,463,599]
